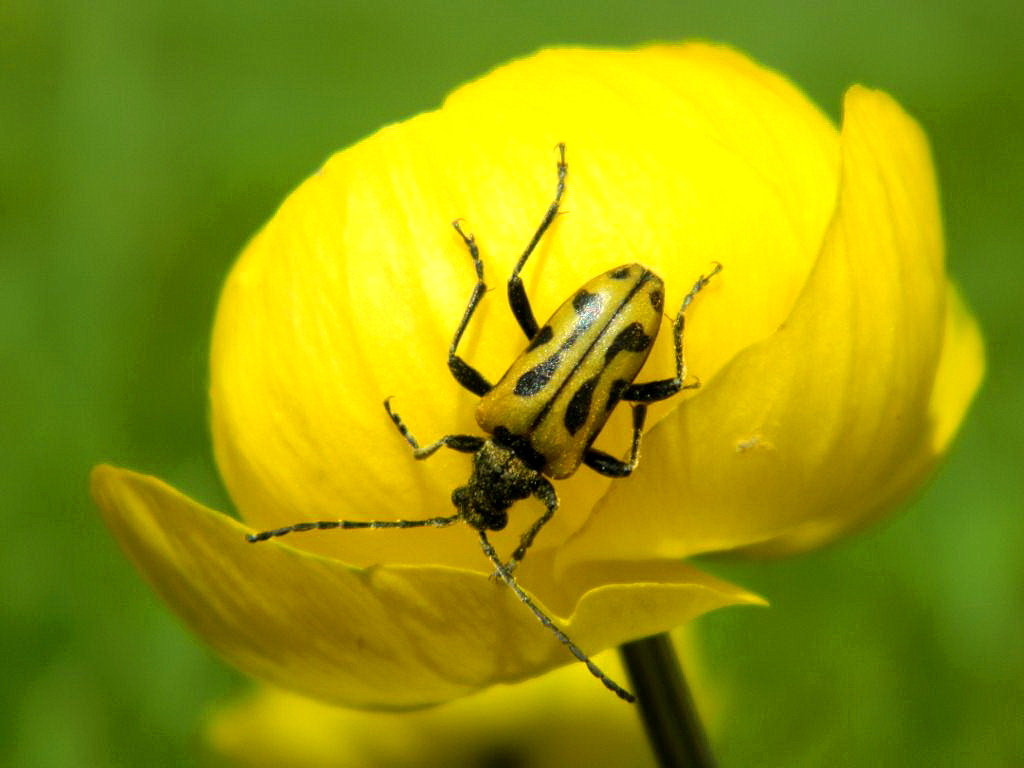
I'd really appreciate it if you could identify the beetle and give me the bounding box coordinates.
[247,144,721,702]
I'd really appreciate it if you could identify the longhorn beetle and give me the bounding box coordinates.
[248,144,721,702]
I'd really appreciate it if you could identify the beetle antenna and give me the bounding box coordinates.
[246,515,460,543]
[477,531,636,703]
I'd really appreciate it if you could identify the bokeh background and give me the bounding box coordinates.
[3,2,1020,766]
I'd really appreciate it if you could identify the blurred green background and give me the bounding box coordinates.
[2,2,1020,766]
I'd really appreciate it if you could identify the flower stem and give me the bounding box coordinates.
[619,633,716,768]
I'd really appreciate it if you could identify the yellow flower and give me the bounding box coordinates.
[204,649,677,768]
[91,43,983,709]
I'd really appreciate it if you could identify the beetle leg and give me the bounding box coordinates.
[448,220,494,397]
[583,404,647,477]
[505,478,559,572]
[620,263,721,402]
[507,143,568,341]
[384,398,484,458]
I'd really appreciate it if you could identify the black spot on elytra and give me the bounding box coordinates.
[610,266,632,279]
[573,289,595,313]
[526,325,554,352]
[573,289,602,318]
[567,290,603,341]
[514,353,561,396]
[604,322,652,364]
[565,376,598,435]
[649,288,664,314]
[606,378,629,411]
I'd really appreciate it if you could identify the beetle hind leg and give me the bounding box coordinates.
[620,263,722,403]
[507,143,568,341]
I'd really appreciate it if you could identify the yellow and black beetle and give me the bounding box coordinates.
[248,145,720,702]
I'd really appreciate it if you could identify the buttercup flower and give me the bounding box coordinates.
[92,43,983,709]
[204,648,687,767]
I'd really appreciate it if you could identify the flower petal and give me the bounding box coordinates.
[92,464,760,707]
[205,654,652,768]
[209,43,840,566]
[928,283,986,454]
[565,85,982,562]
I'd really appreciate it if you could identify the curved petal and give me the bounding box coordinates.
[927,283,986,454]
[209,43,839,567]
[91,465,760,708]
[205,656,650,768]
[566,86,981,562]
[732,282,985,557]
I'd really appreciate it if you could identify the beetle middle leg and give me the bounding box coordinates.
[446,220,495,397]
[582,404,648,478]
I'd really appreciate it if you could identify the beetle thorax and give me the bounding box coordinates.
[451,439,541,532]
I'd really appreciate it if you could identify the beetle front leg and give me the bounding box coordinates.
[505,478,560,572]
[384,398,484,458]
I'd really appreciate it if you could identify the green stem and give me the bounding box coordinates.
[619,633,716,768]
